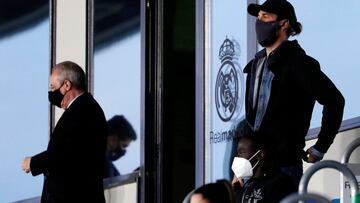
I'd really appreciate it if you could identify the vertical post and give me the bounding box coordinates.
[51,0,89,126]
[86,0,94,93]
[155,0,164,200]
[49,0,56,136]
[55,0,87,67]
[141,0,164,202]
[140,0,147,201]
[195,0,205,187]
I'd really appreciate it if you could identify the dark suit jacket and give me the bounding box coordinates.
[30,92,107,203]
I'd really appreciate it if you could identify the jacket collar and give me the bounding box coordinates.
[244,40,305,73]
[65,91,90,111]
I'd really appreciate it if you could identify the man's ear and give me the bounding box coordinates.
[63,80,72,91]
[279,19,289,32]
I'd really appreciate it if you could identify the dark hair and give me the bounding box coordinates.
[54,61,87,90]
[238,134,262,152]
[107,115,137,141]
[287,21,302,36]
[193,180,236,203]
[276,16,302,37]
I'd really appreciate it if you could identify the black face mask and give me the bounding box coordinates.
[108,148,126,161]
[255,19,280,47]
[48,89,64,108]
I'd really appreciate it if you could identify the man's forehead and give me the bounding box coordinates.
[49,72,60,87]
[51,67,60,75]
[238,138,257,149]
[49,74,57,82]
[259,10,277,16]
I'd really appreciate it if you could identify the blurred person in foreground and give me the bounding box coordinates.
[190,180,236,203]
[22,61,107,203]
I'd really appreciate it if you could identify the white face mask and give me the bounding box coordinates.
[231,150,261,179]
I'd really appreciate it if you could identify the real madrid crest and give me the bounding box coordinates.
[215,37,244,122]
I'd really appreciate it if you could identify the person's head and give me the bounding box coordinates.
[235,134,282,179]
[107,115,137,161]
[48,61,86,108]
[190,180,236,203]
[247,0,302,47]
[236,135,263,160]
[232,135,266,180]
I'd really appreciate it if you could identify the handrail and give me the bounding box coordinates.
[341,137,360,163]
[279,192,330,203]
[299,160,359,200]
[103,170,140,189]
[11,197,41,203]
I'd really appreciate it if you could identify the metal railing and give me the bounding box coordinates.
[299,160,359,201]
[280,192,331,203]
[340,137,360,203]
[341,137,360,164]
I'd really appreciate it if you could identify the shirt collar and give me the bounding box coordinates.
[67,91,84,109]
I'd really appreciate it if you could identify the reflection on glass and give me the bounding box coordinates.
[104,115,137,178]
[0,13,49,203]
[94,0,140,176]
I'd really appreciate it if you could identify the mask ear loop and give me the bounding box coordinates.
[249,150,261,161]
[251,160,260,170]
[249,150,262,170]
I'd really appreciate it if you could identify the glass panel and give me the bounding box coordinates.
[257,0,359,128]
[205,0,248,182]
[94,0,141,176]
[0,11,49,203]
[291,0,360,127]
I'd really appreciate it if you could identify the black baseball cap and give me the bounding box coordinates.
[248,0,297,23]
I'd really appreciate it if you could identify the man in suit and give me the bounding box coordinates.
[22,61,107,203]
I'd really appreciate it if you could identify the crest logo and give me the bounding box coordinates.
[215,38,244,122]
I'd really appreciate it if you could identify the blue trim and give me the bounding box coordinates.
[195,0,205,187]
[306,116,360,140]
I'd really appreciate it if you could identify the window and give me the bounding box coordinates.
[258,0,360,128]
[0,14,49,203]
[94,0,141,175]
[204,0,249,182]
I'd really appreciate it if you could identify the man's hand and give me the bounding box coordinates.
[305,147,323,163]
[22,157,32,173]
[231,175,244,187]
[231,175,238,185]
